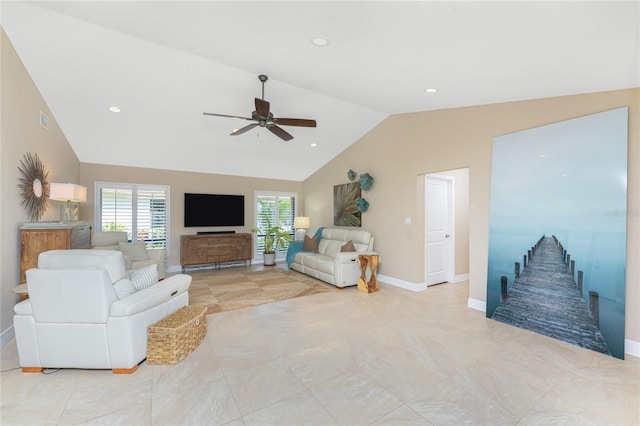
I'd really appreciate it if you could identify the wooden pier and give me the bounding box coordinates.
[491,236,611,355]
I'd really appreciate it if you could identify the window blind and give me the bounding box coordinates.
[96,183,169,250]
[254,191,297,257]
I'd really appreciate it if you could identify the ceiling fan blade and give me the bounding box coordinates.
[230,123,259,136]
[273,118,317,127]
[203,112,254,121]
[267,124,293,141]
[255,98,270,119]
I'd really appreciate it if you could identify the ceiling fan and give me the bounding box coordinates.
[203,74,317,141]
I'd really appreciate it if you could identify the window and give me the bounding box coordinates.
[95,182,169,250]
[254,191,297,258]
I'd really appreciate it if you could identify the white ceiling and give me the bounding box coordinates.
[2,1,638,181]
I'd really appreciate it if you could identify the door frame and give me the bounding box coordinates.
[424,173,455,286]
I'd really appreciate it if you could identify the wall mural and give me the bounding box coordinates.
[486,107,628,359]
[334,170,375,227]
[334,182,361,227]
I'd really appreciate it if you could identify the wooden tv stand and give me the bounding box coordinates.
[180,233,252,271]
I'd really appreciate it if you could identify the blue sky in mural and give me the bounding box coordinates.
[487,107,628,359]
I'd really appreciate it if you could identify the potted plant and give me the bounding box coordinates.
[251,216,293,266]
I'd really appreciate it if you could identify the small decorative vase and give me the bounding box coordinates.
[263,252,276,266]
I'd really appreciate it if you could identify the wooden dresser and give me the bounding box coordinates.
[180,233,252,271]
[20,222,92,283]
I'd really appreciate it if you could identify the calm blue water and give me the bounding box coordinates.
[486,107,628,359]
[487,228,626,359]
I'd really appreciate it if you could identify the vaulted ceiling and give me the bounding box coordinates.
[3,1,638,181]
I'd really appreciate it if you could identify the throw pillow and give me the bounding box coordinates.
[303,235,318,252]
[341,240,356,252]
[118,241,149,261]
[113,278,137,299]
[129,264,158,291]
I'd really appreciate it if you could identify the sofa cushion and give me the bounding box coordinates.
[37,249,126,284]
[113,278,137,299]
[296,252,334,274]
[118,241,149,261]
[128,264,158,291]
[341,240,356,252]
[303,235,318,252]
[318,239,344,257]
[92,231,127,248]
[321,228,371,246]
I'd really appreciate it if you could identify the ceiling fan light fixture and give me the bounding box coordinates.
[203,74,317,141]
[311,37,329,47]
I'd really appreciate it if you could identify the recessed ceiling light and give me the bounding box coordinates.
[310,142,318,147]
[539,154,546,158]
[311,37,329,47]
[108,106,121,113]
[424,88,438,93]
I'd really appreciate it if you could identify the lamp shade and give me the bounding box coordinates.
[294,216,310,229]
[49,183,87,203]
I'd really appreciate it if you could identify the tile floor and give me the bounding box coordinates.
[1,269,639,425]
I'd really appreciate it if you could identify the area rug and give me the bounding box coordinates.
[187,267,337,314]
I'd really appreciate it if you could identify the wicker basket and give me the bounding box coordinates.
[147,306,207,365]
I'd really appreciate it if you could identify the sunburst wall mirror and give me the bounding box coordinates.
[18,152,49,222]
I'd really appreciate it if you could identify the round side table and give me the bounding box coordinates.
[12,283,29,301]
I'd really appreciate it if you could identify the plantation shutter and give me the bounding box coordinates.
[254,191,297,257]
[96,183,169,250]
[137,189,167,248]
[98,187,133,239]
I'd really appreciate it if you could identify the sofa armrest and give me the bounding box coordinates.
[334,251,378,264]
[110,274,191,317]
[14,299,33,315]
[334,252,360,264]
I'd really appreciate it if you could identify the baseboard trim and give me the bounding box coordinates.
[377,274,427,292]
[166,265,182,274]
[467,297,487,312]
[625,339,640,358]
[452,273,469,283]
[1,325,15,348]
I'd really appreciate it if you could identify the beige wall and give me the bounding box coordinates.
[303,89,639,346]
[1,29,81,335]
[79,163,303,269]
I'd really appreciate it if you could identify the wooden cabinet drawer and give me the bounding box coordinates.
[180,233,252,269]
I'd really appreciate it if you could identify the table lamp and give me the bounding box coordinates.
[49,183,87,222]
[294,216,310,241]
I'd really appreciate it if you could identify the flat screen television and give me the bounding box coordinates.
[184,193,244,227]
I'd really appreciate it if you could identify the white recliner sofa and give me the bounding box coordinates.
[291,227,374,288]
[13,249,191,374]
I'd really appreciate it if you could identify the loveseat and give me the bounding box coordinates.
[92,231,166,279]
[291,227,374,288]
[13,250,191,374]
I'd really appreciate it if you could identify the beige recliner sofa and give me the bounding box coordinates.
[13,250,190,374]
[291,227,374,288]
[92,231,166,279]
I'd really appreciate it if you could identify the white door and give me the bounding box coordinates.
[425,175,454,285]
